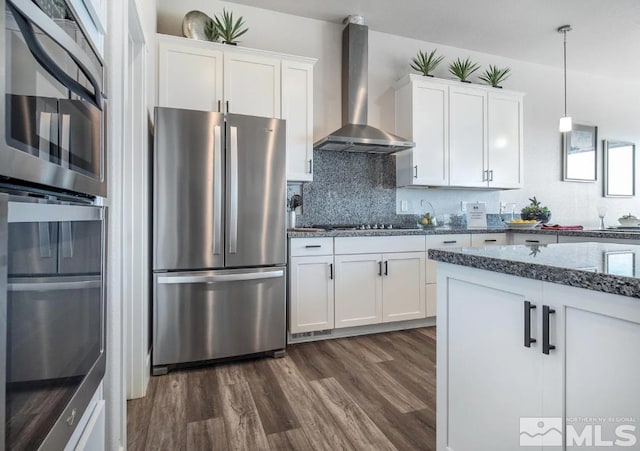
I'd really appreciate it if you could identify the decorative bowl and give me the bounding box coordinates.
[618,216,639,227]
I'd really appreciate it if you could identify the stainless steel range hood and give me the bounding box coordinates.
[314,16,415,154]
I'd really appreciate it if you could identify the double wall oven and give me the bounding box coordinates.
[1,0,107,449]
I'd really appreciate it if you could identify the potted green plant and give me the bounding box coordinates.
[479,65,511,88]
[448,57,480,83]
[204,19,220,42]
[521,197,552,223]
[410,49,444,77]
[212,8,248,45]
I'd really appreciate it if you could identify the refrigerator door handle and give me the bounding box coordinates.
[157,270,284,285]
[229,125,239,254]
[213,125,222,256]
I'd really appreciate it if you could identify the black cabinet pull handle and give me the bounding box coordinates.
[329,263,333,280]
[226,100,230,113]
[443,240,457,244]
[484,239,497,243]
[217,100,221,112]
[378,261,382,276]
[309,159,313,174]
[525,240,540,243]
[542,305,556,355]
[524,301,537,348]
[414,165,418,178]
[384,261,389,276]
[305,245,321,248]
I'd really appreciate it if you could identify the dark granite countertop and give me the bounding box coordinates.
[429,242,640,298]
[288,226,640,240]
[287,227,507,238]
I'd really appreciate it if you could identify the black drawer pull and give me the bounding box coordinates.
[378,261,382,276]
[484,239,497,243]
[542,305,556,355]
[525,240,540,243]
[305,245,321,248]
[384,260,389,276]
[443,240,457,244]
[329,263,333,280]
[524,301,537,348]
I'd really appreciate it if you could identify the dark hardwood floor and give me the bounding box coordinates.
[127,327,437,450]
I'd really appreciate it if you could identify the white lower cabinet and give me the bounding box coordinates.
[289,255,334,333]
[334,254,383,328]
[334,252,426,328]
[382,252,426,322]
[440,269,543,450]
[438,264,640,451]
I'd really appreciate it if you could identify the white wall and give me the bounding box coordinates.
[158,1,640,228]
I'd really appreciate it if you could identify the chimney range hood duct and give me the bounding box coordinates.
[313,16,415,154]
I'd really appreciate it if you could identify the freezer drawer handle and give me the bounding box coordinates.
[157,270,284,284]
[8,280,102,292]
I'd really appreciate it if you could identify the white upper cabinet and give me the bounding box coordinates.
[282,60,314,182]
[487,91,523,189]
[449,85,488,187]
[395,75,524,189]
[156,35,316,182]
[395,79,448,186]
[223,52,281,118]
[158,39,223,112]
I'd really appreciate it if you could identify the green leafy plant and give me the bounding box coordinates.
[410,49,444,77]
[205,19,220,42]
[479,65,511,87]
[448,57,480,82]
[212,8,248,44]
[521,197,552,223]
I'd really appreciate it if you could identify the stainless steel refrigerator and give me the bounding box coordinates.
[152,107,287,374]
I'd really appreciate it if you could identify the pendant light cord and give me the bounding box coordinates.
[563,30,567,117]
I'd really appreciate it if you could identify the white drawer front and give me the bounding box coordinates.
[509,233,557,245]
[334,235,426,254]
[470,233,508,247]
[290,238,334,256]
[425,234,472,250]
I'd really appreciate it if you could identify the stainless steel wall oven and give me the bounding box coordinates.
[2,0,106,197]
[0,0,107,449]
[0,193,106,450]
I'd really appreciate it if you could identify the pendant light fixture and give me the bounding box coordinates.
[558,24,573,132]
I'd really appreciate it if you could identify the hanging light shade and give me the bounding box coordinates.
[558,24,572,132]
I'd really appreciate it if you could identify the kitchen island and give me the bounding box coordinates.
[429,242,640,450]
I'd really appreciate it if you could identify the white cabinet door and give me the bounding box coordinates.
[541,284,640,445]
[449,86,488,187]
[395,80,448,186]
[382,252,426,322]
[488,92,523,189]
[289,255,334,333]
[282,60,314,181]
[440,270,543,451]
[158,40,223,112]
[223,52,281,118]
[509,233,558,245]
[334,254,383,328]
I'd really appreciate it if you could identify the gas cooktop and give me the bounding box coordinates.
[312,224,419,231]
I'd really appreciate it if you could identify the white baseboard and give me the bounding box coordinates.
[287,317,436,344]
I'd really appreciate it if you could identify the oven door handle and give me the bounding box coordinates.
[8,279,101,292]
[8,1,103,110]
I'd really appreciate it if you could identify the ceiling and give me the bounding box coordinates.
[226,0,640,80]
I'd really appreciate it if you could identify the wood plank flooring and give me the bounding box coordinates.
[127,327,437,451]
